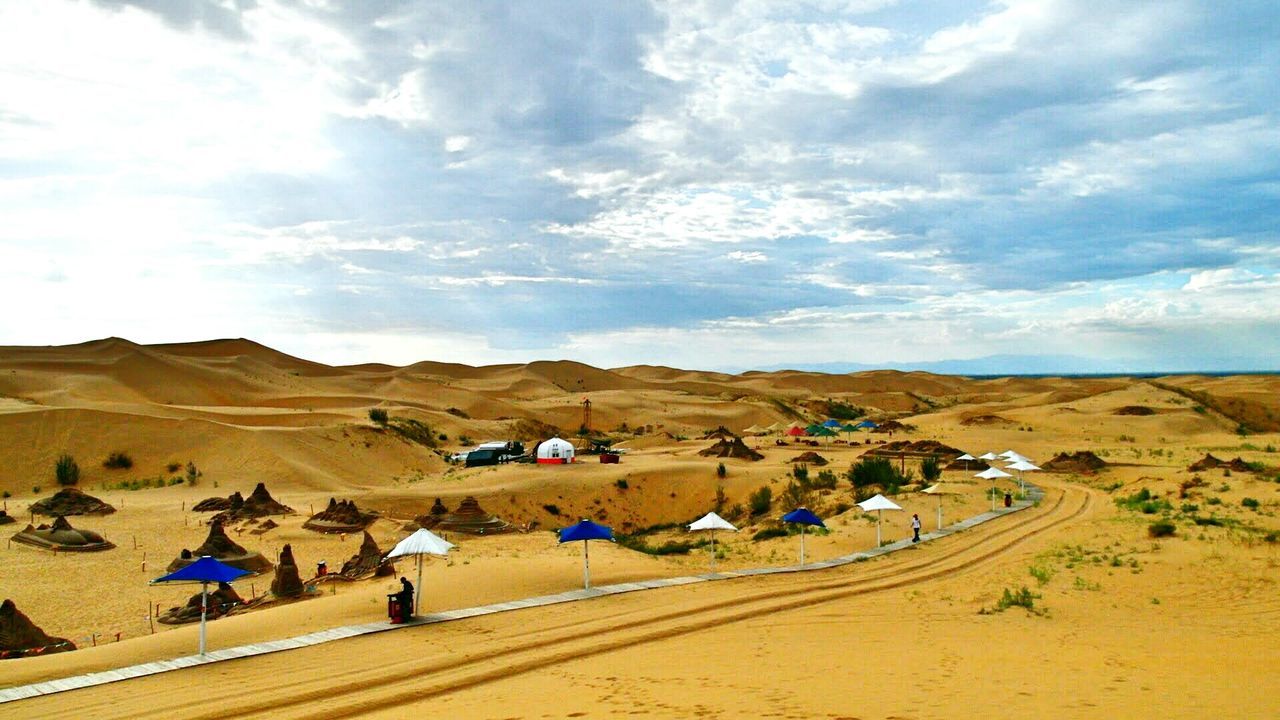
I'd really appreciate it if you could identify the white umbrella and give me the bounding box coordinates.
[1005,459,1040,493]
[385,529,455,616]
[688,511,738,570]
[1002,450,1031,463]
[921,482,961,530]
[856,493,903,548]
[956,452,976,471]
[978,451,999,462]
[975,466,1013,511]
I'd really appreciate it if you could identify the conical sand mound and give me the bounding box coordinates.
[0,599,75,658]
[11,515,115,552]
[210,483,294,524]
[698,436,764,461]
[167,520,272,574]
[29,487,116,516]
[303,498,376,534]
[434,496,512,535]
[270,544,304,598]
[339,531,394,579]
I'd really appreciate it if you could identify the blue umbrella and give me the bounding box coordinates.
[822,419,843,428]
[558,519,614,589]
[151,556,251,655]
[782,508,825,565]
[855,420,878,429]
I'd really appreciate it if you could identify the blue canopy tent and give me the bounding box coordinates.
[558,519,614,589]
[151,555,251,655]
[781,508,825,565]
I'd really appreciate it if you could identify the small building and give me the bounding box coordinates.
[536,437,575,464]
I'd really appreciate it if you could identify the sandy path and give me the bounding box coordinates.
[10,481,1092,719]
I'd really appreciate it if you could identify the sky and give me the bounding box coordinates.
[1,1,1278,373]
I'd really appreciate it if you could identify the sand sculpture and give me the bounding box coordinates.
[430,496,513,535]
[701,426,738,440]
[1042,451,1107,473]
[29,487,116,516]
[411,498,450,529]
[699,436,765,461]
[0,599,75,658]
[11,515,115,552]
[337,531,394,579]
[789,451,829,466]
[0,510,14,526]
[208,483,294,525]
[250,518,279,535]
[192,495,234,512]
[270,544,304,598]
[167,520,273,574]
[157,582,243,625]
[303,498,376,534]
[1187,454,1255,473]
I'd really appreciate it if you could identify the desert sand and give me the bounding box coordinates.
[1,338,1278,718]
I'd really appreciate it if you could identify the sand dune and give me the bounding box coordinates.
[1,338,1278,717]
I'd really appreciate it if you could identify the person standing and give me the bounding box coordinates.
[911,513,921,543]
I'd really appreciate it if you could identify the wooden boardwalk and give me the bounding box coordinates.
[0,488,1041,704]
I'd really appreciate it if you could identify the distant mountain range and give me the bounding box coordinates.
[737,354,1277,377]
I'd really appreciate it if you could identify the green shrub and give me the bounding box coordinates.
[1148,521,1176,538]
[990,586,1040,613]
[368,408,389,425]
[166,461,182,473]
[614,479,629,490]
[847,456,911,492]
[1242,497,1260,509]
[748,486,772,516]
[717,462,727,479]
[1193,516,1225,527]
[55,454,80,486]
[1029,564,1053,586]
[920,455,942,484]
[1206,496,1222,506]
[751,526,789,542]
[812,469,839,490]
[792,464,809,484]
[2,490,10,499]
[185,461,202,486]
[103,451,133,470]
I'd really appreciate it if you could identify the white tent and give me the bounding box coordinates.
[856,493,903,548]
[536,437,575,464]
[975,466,1013,511]
[688,512,738,570]
[385,529,455,616]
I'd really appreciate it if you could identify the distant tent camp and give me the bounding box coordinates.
[536,437,576,464]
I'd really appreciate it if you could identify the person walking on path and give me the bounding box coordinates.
[911,513,921,543]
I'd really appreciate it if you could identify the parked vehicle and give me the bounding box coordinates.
[453,441,525,467]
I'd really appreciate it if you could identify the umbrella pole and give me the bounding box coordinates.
[709,529,716,571]
[876,509,882,548]
[991,480,996,512]
[799,525,805,566]
[583,539,590,589]
[415,554,423,617]
[937,496,943,530]
[199,581,208,656]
